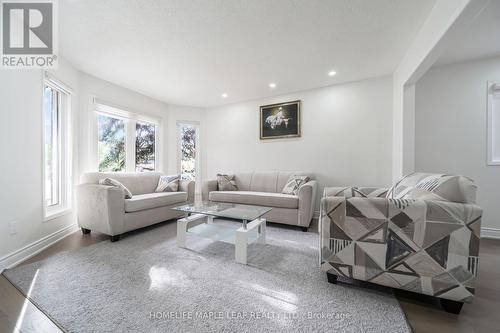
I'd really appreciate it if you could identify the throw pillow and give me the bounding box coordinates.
[282,175,310,195]
[155,174,180,192]
[99,178,133,199]
[216,174,238,191]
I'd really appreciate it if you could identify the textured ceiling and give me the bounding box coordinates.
[59,0,436,107]
[435,1,500,67]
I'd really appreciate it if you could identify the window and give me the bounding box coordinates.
[98,114,126,172]
[136,121,156,172]
[43,76,72,219]
[488,81,500,165]
[178,122,199,182]
[95,100,159,172]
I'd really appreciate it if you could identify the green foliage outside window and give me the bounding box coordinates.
[98,115,125,172]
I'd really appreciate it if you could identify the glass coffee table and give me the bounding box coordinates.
[172,202,272,264]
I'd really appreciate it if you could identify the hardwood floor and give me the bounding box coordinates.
[1,230,499,333]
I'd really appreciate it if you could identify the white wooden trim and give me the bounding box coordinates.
[481,227,500,239]
[0,224,79,273]
[487,81,500,165]
[42,75,73,220]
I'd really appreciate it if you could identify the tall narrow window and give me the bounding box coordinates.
[95,100,159,172]
[178,122,199,182]
[98,114,126,172]
[43,76,71,218]
[135,121,156,171]
[44,85,60,206]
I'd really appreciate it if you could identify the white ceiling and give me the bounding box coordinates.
[60,0,436,107]
[435,1,500,67]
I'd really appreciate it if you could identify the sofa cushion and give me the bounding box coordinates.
[209,191,298,209]
[386,173,477,204]
[125,192,188,213]
[249,172,278,192]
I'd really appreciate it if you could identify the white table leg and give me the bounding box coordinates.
[177,214,206,248]
[235,229,248,264]
[259,218,266,244]
[235,218,266,264]
[177,219,188,248]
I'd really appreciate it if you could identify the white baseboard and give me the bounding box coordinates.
[0,223,78,273]
[481,227,500,239]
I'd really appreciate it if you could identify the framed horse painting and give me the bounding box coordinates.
[259,100,301,140]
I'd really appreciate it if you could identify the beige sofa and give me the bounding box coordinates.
[202,171,317,231]
[77,172,194,241]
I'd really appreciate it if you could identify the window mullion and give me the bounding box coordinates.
[126,120,136,172]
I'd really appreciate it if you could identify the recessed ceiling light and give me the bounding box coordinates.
[221,93,228,98]
[328,71,337,77]
[269,83,276,88]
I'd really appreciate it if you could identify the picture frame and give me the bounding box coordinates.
[259,100,301,140]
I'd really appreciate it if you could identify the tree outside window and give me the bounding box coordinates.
[136,122,156,172]
[179,124,196,181]
[98,114,125,172]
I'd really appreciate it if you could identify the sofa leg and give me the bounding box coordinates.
[326,273,338,284]
[299,226,308,232]
[440,298,464,314]
[81,228,91,235]
[110,235,121,242]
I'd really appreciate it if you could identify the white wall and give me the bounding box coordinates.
[0,58,80,266]
[392,0,487,181]
[415,56,500,234]
[205,76,394,210]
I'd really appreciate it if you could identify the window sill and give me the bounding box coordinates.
[43,208,72,222]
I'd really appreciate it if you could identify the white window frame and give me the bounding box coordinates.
[93,99,161,172]
[177,120,201,192]
[42,73,73,221]
[487,81,500,165]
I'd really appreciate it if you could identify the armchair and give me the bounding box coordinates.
[320,173,481,314]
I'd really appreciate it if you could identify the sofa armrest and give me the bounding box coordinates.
[76,184,125,236]
[179,179,195,203]
[202,179,218,201]
[298,180,318,227]
[323,186,388,198]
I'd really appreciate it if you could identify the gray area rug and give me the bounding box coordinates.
[4,220,411,332]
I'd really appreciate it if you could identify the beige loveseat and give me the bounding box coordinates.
[202,171,317,230]
[77,172,194,241]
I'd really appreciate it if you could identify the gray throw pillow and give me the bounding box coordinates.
[216,174,238,191]
[155,174,180,192]
[281,175,310,195]
[99,178,133,199]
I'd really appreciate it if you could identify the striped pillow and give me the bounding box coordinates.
[281,175,310,195]
[155,175,180,192]
[99,178,133,199]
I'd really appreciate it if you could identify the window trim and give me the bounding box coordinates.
[487,81,500,165]
[42,74,73,221]
[93,98,161,172]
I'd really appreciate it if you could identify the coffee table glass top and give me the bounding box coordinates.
[172,202,272,221]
